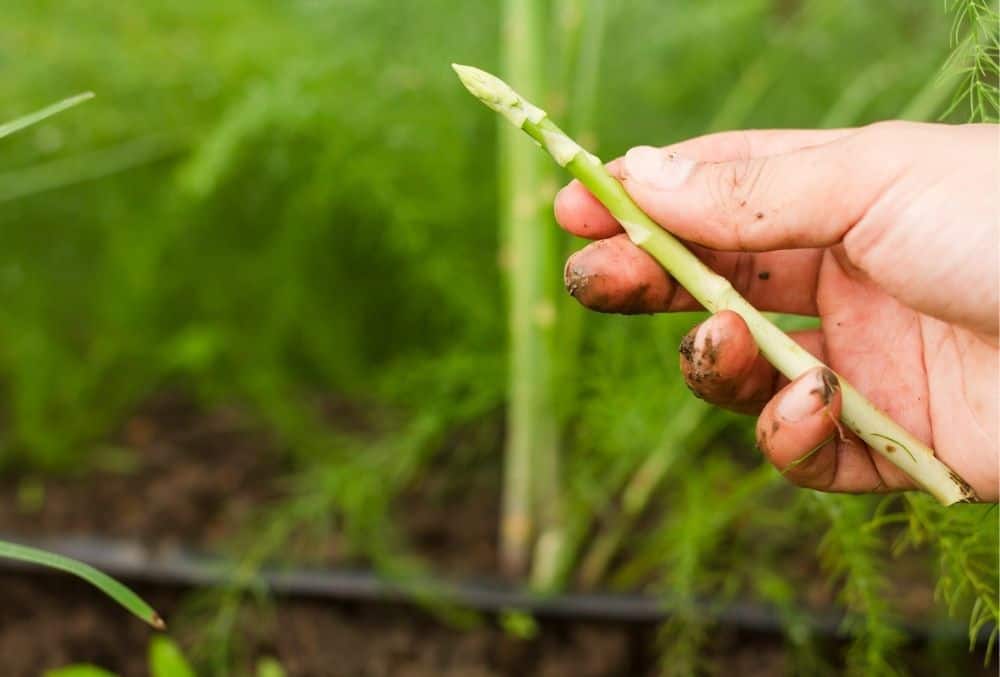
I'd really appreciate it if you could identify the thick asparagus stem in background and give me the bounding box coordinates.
[497,0,560,579]
[531,0,610,592]
[452,64,978,506]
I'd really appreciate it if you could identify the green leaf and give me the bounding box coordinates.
[0,92,94,140]
[44,666,118,677]
[0,539,164,629]
[498,609,538,639]
[256,657,288,677]
[149,636,195,677]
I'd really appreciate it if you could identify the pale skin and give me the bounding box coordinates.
[555,122,999,501]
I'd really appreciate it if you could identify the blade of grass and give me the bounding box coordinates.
[0,92,95,141]
[0,538,165,629]
[0,134,180,203]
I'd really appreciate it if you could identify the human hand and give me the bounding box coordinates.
[555,122,999,500]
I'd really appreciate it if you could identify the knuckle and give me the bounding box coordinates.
[853,120,920,157]
[731,252,757,296]
[861,119,913,138]
[709,157,769,249]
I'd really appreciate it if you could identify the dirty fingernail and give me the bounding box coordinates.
[693,319,723,358]
[623,146,695,190]
[776,369,829,423]
[679,319,724,376]
[563,256,589,298]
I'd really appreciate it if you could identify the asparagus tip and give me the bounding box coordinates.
[451,63,542,128]
[451,64,511,105]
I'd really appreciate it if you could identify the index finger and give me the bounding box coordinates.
[554,128,856,240]
[565,233,822,316]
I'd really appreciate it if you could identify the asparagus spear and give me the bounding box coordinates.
[452,63,977,506]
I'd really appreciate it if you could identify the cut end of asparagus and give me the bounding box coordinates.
[451,63,545,128]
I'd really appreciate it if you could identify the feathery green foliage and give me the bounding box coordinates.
[640,462,779,676]
[899,497,999,661]
[814,495,907,676]
[943,0,1000,121]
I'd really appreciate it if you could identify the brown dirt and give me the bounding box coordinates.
[395,460,499,576]
[4,571,992,677]
[0,393,288,552]
[0,393,994,676]
[0,392,500,574]
[0,570,807,677]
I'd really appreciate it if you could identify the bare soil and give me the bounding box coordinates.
[0,393,993,676]
[5,570,802,676]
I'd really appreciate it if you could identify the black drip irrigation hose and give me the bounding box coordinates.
[0,534,988,645]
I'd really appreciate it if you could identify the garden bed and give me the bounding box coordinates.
[6,570,793,676]
[0,393,993,676]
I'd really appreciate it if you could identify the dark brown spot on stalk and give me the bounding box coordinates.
[757,271,770,281]
[948,470,978,502]
[885,444,896,453]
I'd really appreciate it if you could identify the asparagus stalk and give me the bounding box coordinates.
[452,64,978,506]
[529,0,610,592]
[497,0,561,579]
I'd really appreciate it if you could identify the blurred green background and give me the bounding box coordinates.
[0,1,961,466]
[0,1,996,675]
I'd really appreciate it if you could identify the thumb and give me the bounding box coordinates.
[619,127,900,252]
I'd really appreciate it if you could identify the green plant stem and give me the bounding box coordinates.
[529,0,610,593]
[452,64,978,506]
[498,0,560,578]
[0,539,164,629]
[551,0,607,407]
